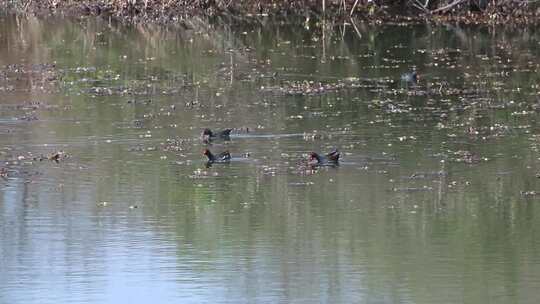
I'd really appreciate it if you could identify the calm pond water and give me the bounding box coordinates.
[1,12,540,303]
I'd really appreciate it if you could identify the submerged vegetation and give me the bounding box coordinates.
[2,0,540,24]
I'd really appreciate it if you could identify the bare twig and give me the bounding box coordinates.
[340,0,346,13]
[23,0,33,11]
[350,0,359,16]
[410,0,429,13]
[431,0,467,13]
[349,17,362,40]
[410,0,464,13]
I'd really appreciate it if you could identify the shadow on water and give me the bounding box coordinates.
[2,12,540,304]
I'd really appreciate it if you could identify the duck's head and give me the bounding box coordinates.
[202,128,213,137]
[309,152,321,163]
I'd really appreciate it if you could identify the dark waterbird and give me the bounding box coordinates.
[202,128,233,143]
[202,128,232,138]
[308,149,341,166]
[400,71,418,85]
[203,149,231,163]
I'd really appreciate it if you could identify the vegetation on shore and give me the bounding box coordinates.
[1,0,539,24]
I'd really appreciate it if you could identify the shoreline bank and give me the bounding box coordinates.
[1,0,539,25]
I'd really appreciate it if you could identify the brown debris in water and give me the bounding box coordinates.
[0,63,61,93]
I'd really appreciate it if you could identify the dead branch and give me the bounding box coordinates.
[349,0,358,16]
[410,0,430,13]
[410,0,467,14]
[431,0,467,13]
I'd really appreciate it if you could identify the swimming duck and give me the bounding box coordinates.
[202,128,233,143]
[400,71,418,84]
[0,167,7,179]
[203,149,231,163]
[308,149,340,166]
